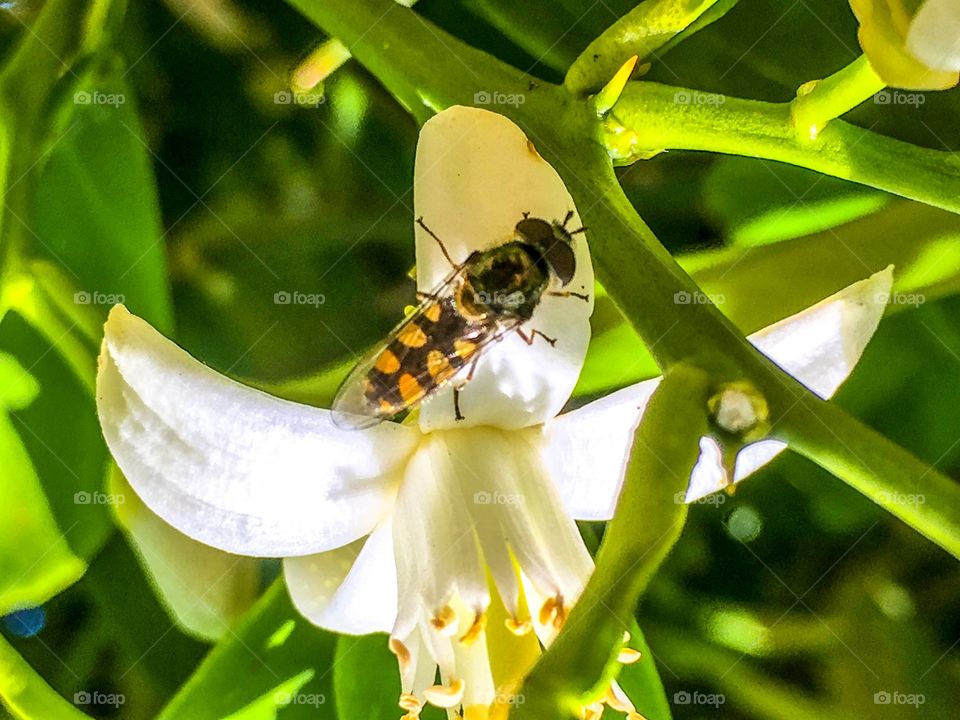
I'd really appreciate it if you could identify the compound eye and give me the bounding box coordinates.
[543,239,576,285]
[515,217,553,244]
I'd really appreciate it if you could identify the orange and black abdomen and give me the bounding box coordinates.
[363,297,482,416]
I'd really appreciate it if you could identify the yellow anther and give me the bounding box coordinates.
[389,637,411,670]
[505,616,533,636]
[459,610,487,646]
[399,693,423,713]
[539,594,568,629]
[423,678,466,709]
[430,605,459,636]
[618,647,642,664]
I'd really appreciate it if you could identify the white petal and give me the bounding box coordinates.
[907,0,960,71]
[541,379,660,521]
[414,106,594,432]
[546,268,893,517]
[391,433,488,641]
[97,305,418,557]
[111,467,260,642]
[441,427,593,614]
[283,520,397,635]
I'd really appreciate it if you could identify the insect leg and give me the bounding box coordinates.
[416,217,457,270]
[517,328,557,347]
[452,355,481,421]
[546,290,590,302]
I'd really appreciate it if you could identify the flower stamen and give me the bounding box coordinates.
[399,693,423,713]
[389,637,412,671]
[538,593,568,629]
[460,610,488,646]
[423,678,466,708]
[618,647,642,664]
[505,616,533,635]
[430,605,460,636]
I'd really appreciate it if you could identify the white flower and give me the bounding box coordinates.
[96,106,892,718]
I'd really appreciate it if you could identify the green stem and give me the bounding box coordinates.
[790,55,887,140]
[607,81,960,213]
[514,366,711,719]
[565,0,724,96]
[781,396,960,559]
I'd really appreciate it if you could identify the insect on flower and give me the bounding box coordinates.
[332,211,590,428]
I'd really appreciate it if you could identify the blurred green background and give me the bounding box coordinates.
[1,0,958,718]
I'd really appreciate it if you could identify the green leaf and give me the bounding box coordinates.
[157,580,337,720]
[0,353,85,615]
[33,62,173,333]
[0,634,93,720]
[333,634,406,720]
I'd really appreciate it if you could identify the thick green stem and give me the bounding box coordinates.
[514,366,711,719]
[790,55,887,140]
[607,81,960,213]
[781,396,960,558]
[565,0,724,96]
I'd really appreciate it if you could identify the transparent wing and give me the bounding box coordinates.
[332,265,466,430]
[332,267,523,429]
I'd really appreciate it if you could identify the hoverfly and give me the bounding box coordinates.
[331,211,589,429]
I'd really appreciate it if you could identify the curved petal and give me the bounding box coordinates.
[414,106,594,432]
[110,466,260,641]
[907,0,960,72]
[545,268,893,518]
[283,520,397,635]
[97,305,418,557]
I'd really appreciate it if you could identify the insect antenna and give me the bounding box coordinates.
[416,216,457,269]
